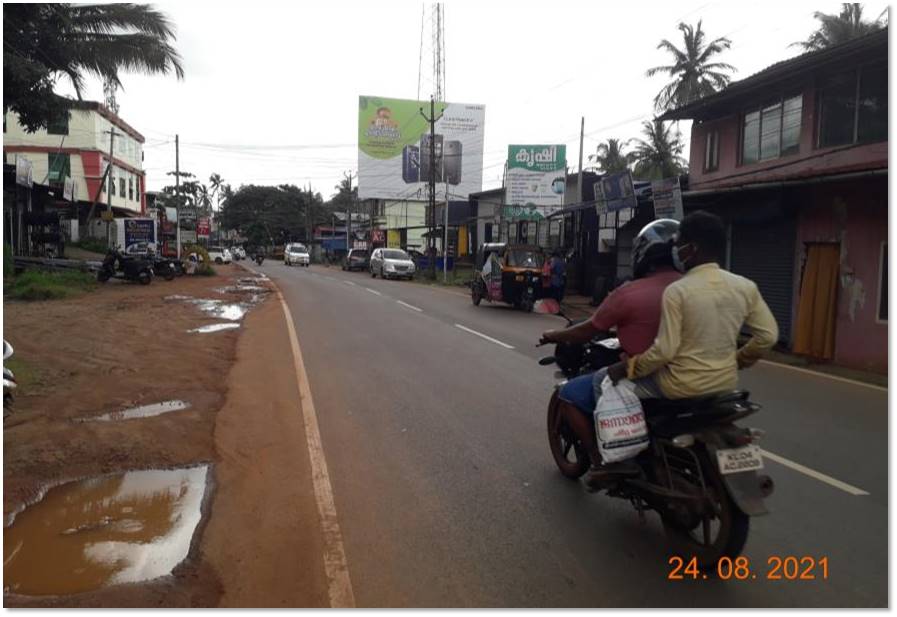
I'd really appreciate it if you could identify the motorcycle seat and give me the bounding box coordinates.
[642,390,751,417]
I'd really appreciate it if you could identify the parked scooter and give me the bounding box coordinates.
[97,247,154,285]
[4,340,16,413]
[539,319,774,571]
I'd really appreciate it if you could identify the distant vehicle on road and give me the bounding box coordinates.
[370,248,415,280]
[343,249,369,272]
[207,247,233,264]
[284,243,310,267]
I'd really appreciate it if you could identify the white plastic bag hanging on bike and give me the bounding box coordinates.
[595,376,649,463]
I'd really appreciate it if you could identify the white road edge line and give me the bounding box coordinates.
[365,288,382,296]
[757,360,887,392]
[343,280,357,286]
[396,300,423,312]
[760,449,870,496]
[454,324,515,349]
[276,288,356,608]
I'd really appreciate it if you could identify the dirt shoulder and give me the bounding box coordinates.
[3,263,327,607]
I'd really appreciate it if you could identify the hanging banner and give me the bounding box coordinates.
[15,156,33,188]
[358,95,485,200]
[596,170,636,212]
[506,145,566,210]
[651,177,684,221]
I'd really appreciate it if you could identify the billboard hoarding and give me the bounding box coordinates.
[596,170,636,212]
[651,177,684,221]
[506,145,566,210]
[358,95,485,200]
[197,217,210,237]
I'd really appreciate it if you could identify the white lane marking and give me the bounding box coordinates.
[758,360,887,393]
[275,288,356,608]
[365,288,382,296]
[760,449,870,496]
[454,324,515,349]
[343,280,357,286]
[396,300,423,312]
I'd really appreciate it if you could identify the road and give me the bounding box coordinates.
[249,261,887,608]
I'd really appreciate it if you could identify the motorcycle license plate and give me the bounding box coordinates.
[716,445,763,475]
[515,275,524,281]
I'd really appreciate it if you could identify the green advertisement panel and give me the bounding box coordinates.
[506,145,566,208]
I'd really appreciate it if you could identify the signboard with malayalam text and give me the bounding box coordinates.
[506,145,566,210]
[651,177,684,221]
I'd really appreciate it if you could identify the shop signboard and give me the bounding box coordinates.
[506,145,566,210]
[651,177,684,221]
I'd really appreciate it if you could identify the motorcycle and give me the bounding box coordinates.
[3,340,16,413]
[97,247,154,285]
[255,254,265,266]
[539,321,774,570]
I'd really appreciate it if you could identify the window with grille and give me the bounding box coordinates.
[742,94,802,164]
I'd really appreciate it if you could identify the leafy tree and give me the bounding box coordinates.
[4,3,184,132]
[219,184,324,244]
[794,3,887,51]
[631,120,688,180]
[646,20,735,112]
[588,138,634,174]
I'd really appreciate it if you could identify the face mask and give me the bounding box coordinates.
[672,243,694,272]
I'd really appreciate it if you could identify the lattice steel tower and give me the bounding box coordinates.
[417,3,445,102]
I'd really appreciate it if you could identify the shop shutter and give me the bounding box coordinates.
[729,218,796,343]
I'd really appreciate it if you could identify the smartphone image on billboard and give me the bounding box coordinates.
[402,145,420,184]
[444,140,462,185]
[420,134,444,183]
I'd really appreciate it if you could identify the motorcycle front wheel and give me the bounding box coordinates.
[546,390,590,479]
[659,448,750,572]
[97,269,111,283]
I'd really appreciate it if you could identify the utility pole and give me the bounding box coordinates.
[577,117,584,204]
[175,134,181,259]
[344,171,353,252]
[306,182,311,244]
[105,128,116,247]
[443,182,449,283]
[420,97,443,278]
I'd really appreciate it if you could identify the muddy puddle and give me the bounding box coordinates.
[188,323,241,334]
[4,465,210,596]
[78,400,191,422]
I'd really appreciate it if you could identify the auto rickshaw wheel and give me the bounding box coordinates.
[471,283,482,306]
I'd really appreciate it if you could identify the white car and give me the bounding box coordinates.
[370,248,415,280]
[285,243,310,267]
[207,247,232,264]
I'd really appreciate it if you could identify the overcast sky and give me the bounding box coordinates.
[55,0,889,198]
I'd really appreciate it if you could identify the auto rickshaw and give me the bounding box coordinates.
[471,243,546,312]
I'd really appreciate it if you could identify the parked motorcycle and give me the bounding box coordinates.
[539,325,774,570]
[97,247,154,285]
[3,340,16,413]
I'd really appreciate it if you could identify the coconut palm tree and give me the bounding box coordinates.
[646,20,736,113]
[631,120,688,180]
[589,138,634,175]
[4,3,184,132]
[794,3,887,51]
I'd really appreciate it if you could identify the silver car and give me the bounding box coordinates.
[370,248,415,280]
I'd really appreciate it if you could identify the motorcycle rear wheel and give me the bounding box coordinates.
[546,390,590,479]
[660,448,750,571]
[138,271,152,285]
[471,284,482,306]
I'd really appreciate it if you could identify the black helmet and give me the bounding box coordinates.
[632,218,680,278]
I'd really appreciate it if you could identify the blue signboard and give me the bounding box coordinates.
[596,171,636,213]
[124,218,156,251]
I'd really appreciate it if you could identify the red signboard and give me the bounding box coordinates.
[197,217,210,237]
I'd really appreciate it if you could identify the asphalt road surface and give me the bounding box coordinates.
[249,261,887,608]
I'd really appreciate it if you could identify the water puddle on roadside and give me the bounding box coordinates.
[187,323,241,334]
[79,400,191,422]
[4,465,209,596]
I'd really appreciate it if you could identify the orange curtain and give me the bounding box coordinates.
[793,244,840,360]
